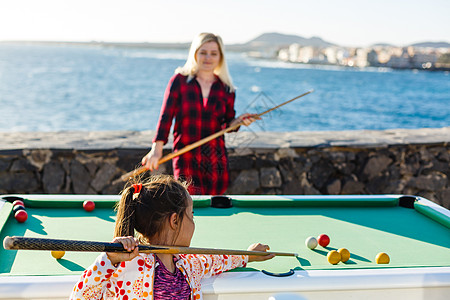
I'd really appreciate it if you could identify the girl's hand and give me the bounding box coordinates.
[247,243,275,262]
[141,141,163,171]
[107,236,140,266]
[231,113,261,127]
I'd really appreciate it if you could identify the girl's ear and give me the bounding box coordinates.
[168,212,178,230]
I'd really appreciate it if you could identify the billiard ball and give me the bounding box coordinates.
[327,250,341,265]
[14,210,28,223]
[83,200,95,212]
[375,252,390,264]
[317,234,330,247]
[51,251,65,259]
[12,200,25,207]
[338,248,351,262]
[305,236,318,249]
[12,205,26,214]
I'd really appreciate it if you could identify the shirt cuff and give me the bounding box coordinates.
[242,255,249,267]
[152,136,168,144]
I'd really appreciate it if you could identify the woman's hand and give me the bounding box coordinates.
[107,236,140,266]
[230,113,261,127]
[141,141,164,171]
[247,243,275,262]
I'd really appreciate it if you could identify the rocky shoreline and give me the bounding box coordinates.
[0,127,449,209]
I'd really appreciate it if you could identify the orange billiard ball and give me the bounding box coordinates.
[338,248,351,262]
[375,252,390,264]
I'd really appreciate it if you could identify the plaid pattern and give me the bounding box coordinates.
[153,74,236,195]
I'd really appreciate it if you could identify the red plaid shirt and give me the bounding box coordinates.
[153,73,237,195]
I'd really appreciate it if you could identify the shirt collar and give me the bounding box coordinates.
[187,74,220,85]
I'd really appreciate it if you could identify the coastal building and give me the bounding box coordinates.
[276,43,446,70]
[386,48,410,69]
[335,48,350,65]
[299,46,327,64]
[289,43,301,62]
[355,48,369,67]
[367,49,379,66]
[374,47,391,64]
[277,48,289,62]
[324,47,338,64]
[411,50,438,69]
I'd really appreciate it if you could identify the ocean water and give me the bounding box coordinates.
[0,44,449,132]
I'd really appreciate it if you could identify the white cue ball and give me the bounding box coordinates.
[305,236,318,249]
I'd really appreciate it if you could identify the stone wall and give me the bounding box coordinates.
[226,144,449,209]
[0,128,449,209]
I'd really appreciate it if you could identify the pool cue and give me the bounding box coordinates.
[3,236,298,257]
[119,89,314,182]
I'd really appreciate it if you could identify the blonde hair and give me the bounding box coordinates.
[176,32,235,92]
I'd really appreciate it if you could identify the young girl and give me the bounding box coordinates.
[70,175,274,300]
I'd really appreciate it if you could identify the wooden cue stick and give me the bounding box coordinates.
[3,236,298,257]
[119,89,314,182]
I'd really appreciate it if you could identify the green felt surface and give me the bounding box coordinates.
[1,196,449,276]
[192,206,450,273]
[0,206,116,275]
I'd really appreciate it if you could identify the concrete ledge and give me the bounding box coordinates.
[0,128,448,209]
[0,127,449,150]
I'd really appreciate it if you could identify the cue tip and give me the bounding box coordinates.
[3,236,14,250]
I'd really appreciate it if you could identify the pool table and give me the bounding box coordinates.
[1,194,449,300]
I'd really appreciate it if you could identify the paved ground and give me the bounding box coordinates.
[0,127,449,150]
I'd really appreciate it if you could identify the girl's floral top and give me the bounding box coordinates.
[70,252,248,300]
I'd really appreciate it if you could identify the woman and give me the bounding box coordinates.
[142,33,258,195]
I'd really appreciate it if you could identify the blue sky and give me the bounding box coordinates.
[1,0,449,47]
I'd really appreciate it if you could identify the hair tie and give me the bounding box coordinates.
[132,183,142,194]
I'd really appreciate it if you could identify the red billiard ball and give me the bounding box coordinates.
[14,210,28,223]
[83,200,95,212]
[13,200,25,207]
[317,234,330,247]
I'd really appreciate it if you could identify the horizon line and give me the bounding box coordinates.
[1,39,449,49]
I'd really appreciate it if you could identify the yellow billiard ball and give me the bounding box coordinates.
[51,251,65,259]
[375,252,390,264]
[327,250,341,265]
[338,248,351,262]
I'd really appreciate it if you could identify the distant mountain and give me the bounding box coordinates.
[371,43,396,48]
[409,41,450,48]
[370,41,450,49]
[227,32,336,51]
[238,33,450,50]
[4,35,448,51]
[249,32,334,47]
